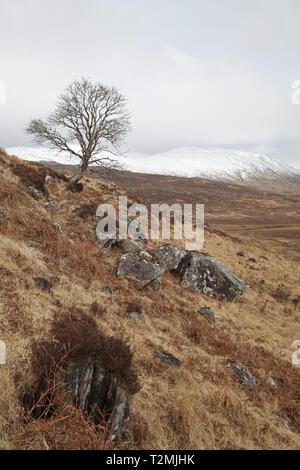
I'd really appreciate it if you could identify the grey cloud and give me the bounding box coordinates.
[0,0,300,166]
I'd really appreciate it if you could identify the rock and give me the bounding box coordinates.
[155,350,182,368]
[0,207,9,225]
[275,412,298,433]
[198,307,216,328]
[117,253,165,288]
[60,358,130,443]
[100,285,117,298]
[173,252,245,301]
[226,359,256,390]
[51,221,63,235]
[44,200,56,215]
[28,186,47,200]
[45,175,54,184]
[128,311,146,323]
[266,376,277,388]
[0,207,8,218]
[237,251,244,257]
[117,239,152,261]
[127,217,148,243]
[155,245,186,271]
[33,277,53,292]
[147,277,161,291]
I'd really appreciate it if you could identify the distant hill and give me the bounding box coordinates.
[7,146,300,194]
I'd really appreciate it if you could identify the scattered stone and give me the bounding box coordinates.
[248,258,257,263]
[128,311,146,323]
[60,358,130,443]
[226,359,256,390]
[51,221,63,235]
[44,200,56,215]
[266,377,277,388]
[127,217,148,243]
[275,412,298,433]
[28,186,47,200]
[0,207,8,218]
[173,252,246,301]
[237,251,244,257]
[155,245,186,271]
[100,285,117,298]
[155,350,182,368]
[0,207,9,224]
[33,277,53,293]
[117,253,165,289]
[198,307,216,328]
[117,239,152,261]
[45,175,54,184]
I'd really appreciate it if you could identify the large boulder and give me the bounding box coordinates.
[155,245,186,271]
[117,239,152,261]
[60,358,129,443]
[173,252,245,301]
[117,253,165,288]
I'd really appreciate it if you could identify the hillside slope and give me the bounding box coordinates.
[7,146,300,194]
[0,150,299,450]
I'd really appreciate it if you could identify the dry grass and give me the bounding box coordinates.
[0,150,299,450]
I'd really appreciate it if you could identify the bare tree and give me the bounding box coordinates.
[26,78,131,182]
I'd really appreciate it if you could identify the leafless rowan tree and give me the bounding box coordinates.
[26,78,131,182]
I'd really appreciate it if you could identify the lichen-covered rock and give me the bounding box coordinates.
[173,252,245,301]
[60,358,130,443]
[226,359,256,390]
[117,253,165,287]
[155,245,186,271]
[117,239,152,260]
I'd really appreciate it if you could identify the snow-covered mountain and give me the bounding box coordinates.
[6,146,300,192]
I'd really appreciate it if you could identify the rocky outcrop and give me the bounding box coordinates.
[155,245,186,271]
[117,253,165,289]
[173,252,245,301]
[226,359,256,390]
[60,358,130,443]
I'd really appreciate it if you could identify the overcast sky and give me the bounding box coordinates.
[1,0,300,165]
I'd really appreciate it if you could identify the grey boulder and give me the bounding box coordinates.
[155,244,186,271]
[117,253,165,288]
[60,358,130,443]
[117,239,152,261]
[173,252,245,301]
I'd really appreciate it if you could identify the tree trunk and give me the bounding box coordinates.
[69,159,89,183]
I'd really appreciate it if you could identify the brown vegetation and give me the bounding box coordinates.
[0,149,299,450]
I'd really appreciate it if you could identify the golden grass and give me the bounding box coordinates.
[0,151,299,449]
